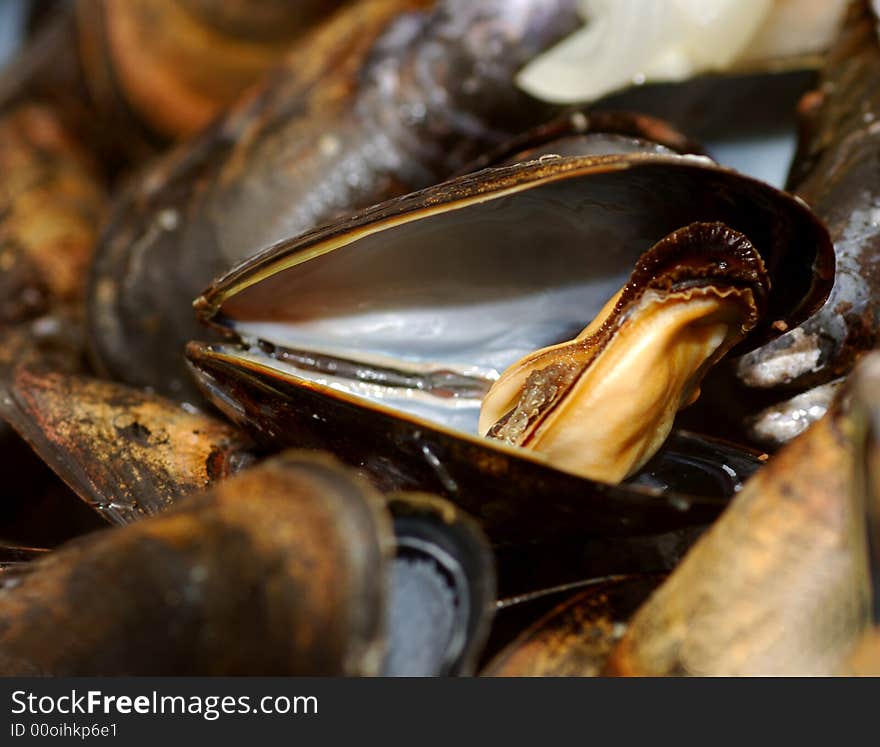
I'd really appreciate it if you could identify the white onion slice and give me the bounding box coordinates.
[517,0,846,104]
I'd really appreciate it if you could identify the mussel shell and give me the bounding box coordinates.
[0,451,393,676]
[461,111,706,174]
[461,110,705,172]
[483,576,660,677]
[189,341,732,544]
[197,154,833,353]
[0,367,255,526]
[625,430,765,496]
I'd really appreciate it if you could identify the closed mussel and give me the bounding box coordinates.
[0,451,496,676]
[0,452,392,675]
[483,576,660,677]
[185,153,832,544]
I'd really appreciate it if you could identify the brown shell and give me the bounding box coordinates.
[76,0,352,140]
[483,576,659,677]
[0,451,393,675]
[0,103,105,326]
[606,379,871,676]
[0,367,255,525]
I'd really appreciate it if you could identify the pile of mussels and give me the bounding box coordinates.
[0,0,879,676]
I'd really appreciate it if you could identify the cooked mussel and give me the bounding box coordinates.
[0,451,393,675]
[86,0,586,398]
[479,222,769,483]
[739,0,880,444]
[186,153,833,543]
[0,367,255,525]
[0,451,497,676]
[604,353,880,676]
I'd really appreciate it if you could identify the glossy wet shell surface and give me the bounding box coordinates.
[199,154,833,352]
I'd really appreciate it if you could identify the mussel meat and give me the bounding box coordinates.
[479,222,769,482]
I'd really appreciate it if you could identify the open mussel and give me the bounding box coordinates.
[186,152,832,544]
[478,222,769,483]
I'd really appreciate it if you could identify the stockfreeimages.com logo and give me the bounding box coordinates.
[11,690,318,722]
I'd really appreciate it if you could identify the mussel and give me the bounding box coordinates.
[0,451,391,675]
[186,152,833,544]
[478,222,769,483]
[483,576,660,677]
[738,0,880,444]
[605,355,880,676]
[0,102,105,327]
[1,1,355,159]
[0,451,495,676]
[0,366,256,525]
[75,0,354,141]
